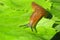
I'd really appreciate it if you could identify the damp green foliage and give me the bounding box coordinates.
[0,0,59,40]
[50,3,60,19]
[50,0,60,19]
[50,0,60,31]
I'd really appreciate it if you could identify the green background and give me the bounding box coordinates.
[0,0,60,40]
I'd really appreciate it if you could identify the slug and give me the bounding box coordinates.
[19,2,52,32]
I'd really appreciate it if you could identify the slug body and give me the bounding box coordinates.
[28,2,46,32]
[20,2,52,32]
[30,2,46,27]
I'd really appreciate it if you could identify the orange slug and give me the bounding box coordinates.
[19,2,52,32]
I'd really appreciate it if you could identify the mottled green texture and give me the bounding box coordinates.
[0,0,59,40]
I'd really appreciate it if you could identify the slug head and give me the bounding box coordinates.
[19,23,37,32]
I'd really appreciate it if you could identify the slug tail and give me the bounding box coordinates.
[44,11,53,19]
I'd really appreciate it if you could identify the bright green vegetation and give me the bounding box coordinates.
[0,0,60,40]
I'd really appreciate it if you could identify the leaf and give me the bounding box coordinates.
[0,0,56,40]
[55,24,60,32]
[50,0,60,3]
[50,0,60,19]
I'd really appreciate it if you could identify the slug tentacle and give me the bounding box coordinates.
[31,26,37,32]
[19,24,29,28]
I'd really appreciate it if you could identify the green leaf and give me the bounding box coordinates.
[50,0,60,3]
[49,0,60,19]
[55,24,60,32]
[0,0,56,40]
[50,3,60,19]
